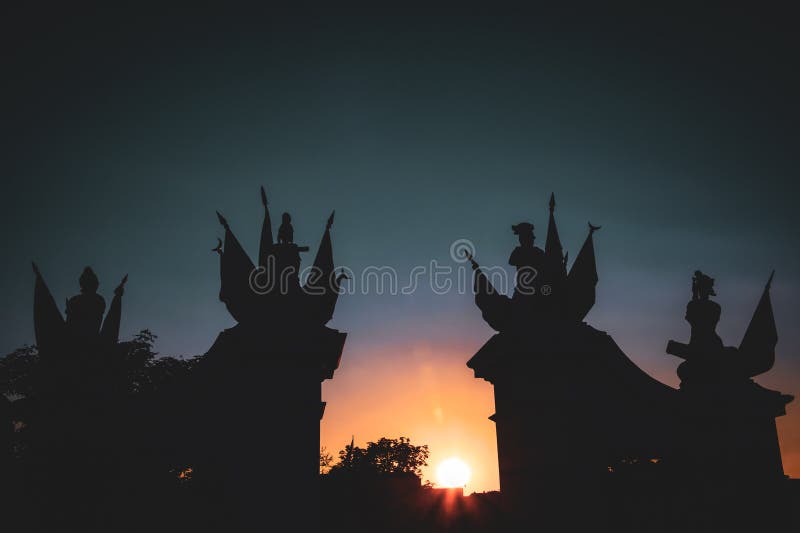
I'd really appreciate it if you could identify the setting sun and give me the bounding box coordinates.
[436,457,472,488]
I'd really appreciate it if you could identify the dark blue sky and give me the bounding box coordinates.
[2,8,799,480]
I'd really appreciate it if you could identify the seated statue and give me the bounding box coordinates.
[65,267,106,340]
[669,271,739,385]
[685,271,724,355]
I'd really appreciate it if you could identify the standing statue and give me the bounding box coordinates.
[278,212,294,244]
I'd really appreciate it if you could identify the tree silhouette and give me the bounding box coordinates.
[0,329,212,532]
[0,344,38,398]
[0,329,198,403]
[329,436,429,477]
[320,446,334,474]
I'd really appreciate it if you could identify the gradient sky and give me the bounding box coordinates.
[2,8,798,493]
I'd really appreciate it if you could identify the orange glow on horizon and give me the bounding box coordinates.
[322,339,800,493]
[321,340,499,494]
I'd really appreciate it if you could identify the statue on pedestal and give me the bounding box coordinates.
[667,270,791,392]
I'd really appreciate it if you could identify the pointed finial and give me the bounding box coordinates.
[564,251,569,266]
[212,238,223,254]
[766,270,775,290]
[260,186,268,207]
[32,261,41,277]
[549,192,556,213]
[327,210,335,230]
[463,250,479,270]
[216,211,229,230]
[588,222,601,235]
[114,274,128,296]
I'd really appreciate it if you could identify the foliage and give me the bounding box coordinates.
[330,436,429,478]
[0,345,38,398]
[121,330,199,395]
[320,446,334,474]
[0,329,199,400]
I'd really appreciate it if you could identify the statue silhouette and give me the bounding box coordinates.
[673,270,726,383]
[466,197,795,530]
[278,211,294,244]
[199,187,346,530]
[508,222,542,268]
[65,267,106,340]
[667,270,789,388]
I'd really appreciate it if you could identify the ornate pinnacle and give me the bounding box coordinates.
[463,250,479,270]
[216,211,230,230]
[114,274,128,296]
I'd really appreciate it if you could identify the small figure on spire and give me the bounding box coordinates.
[278,212,294,244]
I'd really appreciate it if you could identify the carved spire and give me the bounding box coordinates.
[100,275,128,345]
[305,211,339,325]
[468,252,512,332]
[566,223,600,321]
[32,262,65,355]
[739,271,778,377]
[259,186,274,267]
[216,210,257,323]
[545,193,565,274]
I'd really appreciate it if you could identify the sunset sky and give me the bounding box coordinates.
[2,8,798,493]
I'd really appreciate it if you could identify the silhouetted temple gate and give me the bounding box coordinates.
[22,188,346,531]
[466,195,793,529]
[192,188,345,530]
